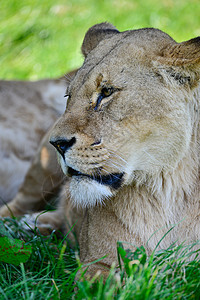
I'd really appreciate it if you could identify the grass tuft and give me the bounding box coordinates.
[0,218,199,299]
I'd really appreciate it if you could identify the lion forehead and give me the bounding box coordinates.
[81,28,174,70]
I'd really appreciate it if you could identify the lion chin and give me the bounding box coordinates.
[69,176,113,208]
[59,155,124,207]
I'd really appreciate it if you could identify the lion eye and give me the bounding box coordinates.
[101,87,113,97]
[94,87,114,111]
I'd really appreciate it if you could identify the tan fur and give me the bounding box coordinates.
[1,23,200,278]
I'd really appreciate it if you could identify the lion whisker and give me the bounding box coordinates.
[108,149,128,165]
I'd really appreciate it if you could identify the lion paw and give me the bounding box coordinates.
[19,212,57,235]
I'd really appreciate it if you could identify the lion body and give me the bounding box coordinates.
[1,23,200,277]
[0,78,67,204]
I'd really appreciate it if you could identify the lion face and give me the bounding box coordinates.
[50,23,200,207]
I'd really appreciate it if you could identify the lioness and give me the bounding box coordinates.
[1,22,200,277]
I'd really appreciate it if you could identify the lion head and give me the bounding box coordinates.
[50,23,200,207]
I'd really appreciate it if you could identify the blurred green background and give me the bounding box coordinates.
[1,0,200,80]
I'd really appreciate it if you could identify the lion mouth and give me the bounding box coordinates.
[68,167,124,189]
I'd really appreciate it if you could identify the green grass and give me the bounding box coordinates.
[0,218,200,299]
[0,218,77,299]
[1,0,200,80]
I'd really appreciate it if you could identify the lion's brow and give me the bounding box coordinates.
[80,32,131,86]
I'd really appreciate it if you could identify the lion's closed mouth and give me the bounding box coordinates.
[68,167,124,189]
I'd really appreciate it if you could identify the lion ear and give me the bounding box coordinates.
[158,37,200,86]
[81,22,120,57]
[161,37,200,67]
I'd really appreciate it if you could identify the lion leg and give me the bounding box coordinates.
[77,204,139,280]
[76,263,111,282]
[0,130,64,217]
[77,206,117,279]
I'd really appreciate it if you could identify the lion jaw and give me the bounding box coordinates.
[58,154,123,207]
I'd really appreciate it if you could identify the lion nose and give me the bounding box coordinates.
[50,137,76,157]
